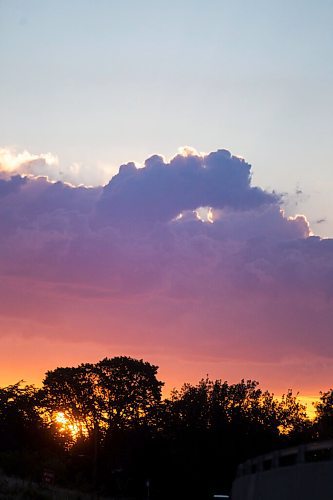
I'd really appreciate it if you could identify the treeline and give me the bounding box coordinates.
[0,356,333,499]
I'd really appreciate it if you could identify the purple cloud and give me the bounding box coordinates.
[98,149,278,227]
[0,147,332,392]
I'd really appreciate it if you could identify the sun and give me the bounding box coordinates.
[55,411,84,439]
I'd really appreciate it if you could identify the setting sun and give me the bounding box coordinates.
[54,412,85,439]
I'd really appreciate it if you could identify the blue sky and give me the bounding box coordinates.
[1,0,333,235]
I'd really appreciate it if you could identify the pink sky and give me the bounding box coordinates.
[0,147,333,400]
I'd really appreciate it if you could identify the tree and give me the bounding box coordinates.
[276,389,309,436]
[0,381,45,452]
[42,357,163,491]
[42,356,163,436]
[93,356,163,430]
[314,389,333,439]
[42,364,99,441]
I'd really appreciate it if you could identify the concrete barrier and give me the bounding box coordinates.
[232,440,333,500]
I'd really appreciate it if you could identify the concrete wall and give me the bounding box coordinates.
[232,440,333,500]
[232,461,333,500]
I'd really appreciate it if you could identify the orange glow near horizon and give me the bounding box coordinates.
[0,333,330,424]
[298,395,320,420]
[55,412,87,439]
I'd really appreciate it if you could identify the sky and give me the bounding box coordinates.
[1,1,333,400]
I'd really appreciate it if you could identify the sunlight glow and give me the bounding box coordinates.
[0,148,58,173]
[177,146,199,157]
[55,412,86,438]
[298,396,320,420]
[196,206,214,223]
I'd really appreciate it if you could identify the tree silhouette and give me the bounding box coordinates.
[42,364,99,440]
[314,389,333,439]
[0,381,45,452]
[42,356,163,435]
[93,356,163,430]
[0,359,318,499]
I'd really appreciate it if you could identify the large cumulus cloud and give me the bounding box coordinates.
[98,149,278,226]
[1,147,333,391]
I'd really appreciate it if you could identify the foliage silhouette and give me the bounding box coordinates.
[0,356,330,499]
[314,389,333,439]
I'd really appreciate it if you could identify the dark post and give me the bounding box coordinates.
[146,479,150,499]
[92,423,99,499]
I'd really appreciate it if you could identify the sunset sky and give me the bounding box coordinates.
[1,1,333,402]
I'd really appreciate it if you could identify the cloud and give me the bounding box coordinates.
[0,148,58,177]
[0,146,332,391]
[0,148,116,186]
[98,149,278,226]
